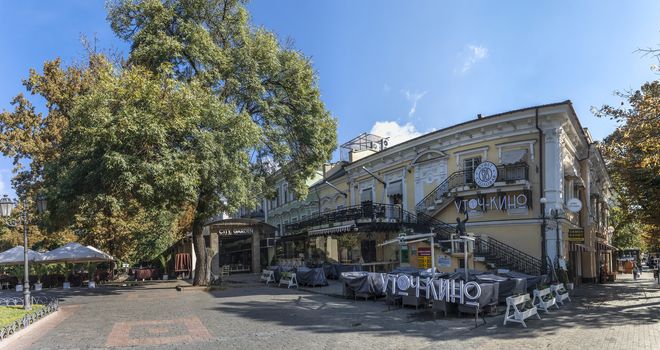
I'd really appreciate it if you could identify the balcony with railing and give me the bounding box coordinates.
[416,162,530,213]
[283,202,454,237]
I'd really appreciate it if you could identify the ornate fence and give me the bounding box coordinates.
[0,296,59,341]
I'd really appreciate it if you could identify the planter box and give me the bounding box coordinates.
[15,285,23,292]
[88,281,96,288]
[34,283,43,291]
[162,274,168,280]
[63,282,71,289]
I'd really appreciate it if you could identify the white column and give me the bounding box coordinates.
[543,127,564,262]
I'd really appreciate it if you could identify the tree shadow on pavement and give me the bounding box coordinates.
[205,277,660,343]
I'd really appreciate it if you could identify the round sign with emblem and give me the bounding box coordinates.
[566,198,583,213]
[473,161,498,188]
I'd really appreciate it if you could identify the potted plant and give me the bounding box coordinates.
[63,263,71,289]
[34,264,47,291]
[158,253,172,280]
[87,263,97,288]
[11,265,23,292]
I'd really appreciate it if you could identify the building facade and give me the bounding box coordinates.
[221,101,614,283]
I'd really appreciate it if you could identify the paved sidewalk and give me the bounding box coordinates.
[2,273,657,349]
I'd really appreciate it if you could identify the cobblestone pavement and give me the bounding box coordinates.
[2,272,658,350]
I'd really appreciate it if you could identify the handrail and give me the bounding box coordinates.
[474,236,542,275]
[283,202,454,237]
[415,162,530,213]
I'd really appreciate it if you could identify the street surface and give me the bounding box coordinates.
[1,272,658,350]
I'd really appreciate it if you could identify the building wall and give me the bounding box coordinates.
[239,102,614,281]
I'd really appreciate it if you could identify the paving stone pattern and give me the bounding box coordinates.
[5,272,658,350]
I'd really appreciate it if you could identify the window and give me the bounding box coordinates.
[463,156,481,183]
[500,148,528,165]
[283,184,289,204]
[387,180,403,205]
[361,188,373,204]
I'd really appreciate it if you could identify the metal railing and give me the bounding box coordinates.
[283,202,454,238]
[0,296,59,341]
[415,162,530,213]
[474,236,542,276]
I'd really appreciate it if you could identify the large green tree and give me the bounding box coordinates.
[2,1,336,281]
[1,55,187,261]
[106,0,337,284]
[595,80,660,252]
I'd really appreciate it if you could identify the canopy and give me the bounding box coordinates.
[0,246,43,265]
[39,242,115,263]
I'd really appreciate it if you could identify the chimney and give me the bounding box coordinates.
[477,114,483,119]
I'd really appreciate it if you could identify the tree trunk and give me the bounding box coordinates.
[192,217,208,286]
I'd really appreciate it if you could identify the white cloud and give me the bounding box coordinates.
[0,169,11,196]
[401,90,427,117]
[370,121,423,146]
[461,44,488,73]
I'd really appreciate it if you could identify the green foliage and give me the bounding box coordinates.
[595,81,660,251]
[2,0,337,286]
[87,263,97,277]
[157,253,172,274]
[10,265,23,282]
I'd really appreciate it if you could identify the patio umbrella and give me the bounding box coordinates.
[0,246,44,265]
[38,242,115,264]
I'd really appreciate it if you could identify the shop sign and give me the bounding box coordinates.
[566,198,583,213]
[568,228,585,243]
[455,193,528,212]
[418,247,431,257]
[382,274,481,306]
[474,161,498,188]
[438,256,452,268]
[418,256,431,269]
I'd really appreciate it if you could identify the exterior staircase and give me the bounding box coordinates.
[415,170,469,218]
[474,236,543,276]
[414,163,530,218]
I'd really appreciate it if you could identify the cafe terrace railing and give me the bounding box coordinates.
[474,236,543,276]
[415,162,530,214]
[284,203,455,238]
[0,296,59,341]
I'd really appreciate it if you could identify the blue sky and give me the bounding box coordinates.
[1,0,659,197]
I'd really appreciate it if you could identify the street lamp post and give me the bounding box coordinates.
[540,197,564,281]
[1,194,47,310]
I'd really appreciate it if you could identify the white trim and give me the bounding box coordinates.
[496,140,537,162]
[309,224,354,237]
[454,146,489,168]
[411,150,447,165]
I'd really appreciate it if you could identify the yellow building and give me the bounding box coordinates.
[222,101,614,283]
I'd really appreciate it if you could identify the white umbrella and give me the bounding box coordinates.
[0,246,43,265]
[38,242,115,264]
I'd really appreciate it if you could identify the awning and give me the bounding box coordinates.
[0,246,43,265]
[387,180,403,197]
[278,232,307,242]
[569,242,593,252]
[38,242,115,263]
[308,224,355,237]
[596,241,618,251]
[360,189,372,202]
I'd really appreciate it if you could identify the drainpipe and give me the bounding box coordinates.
[536,108,547,274]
